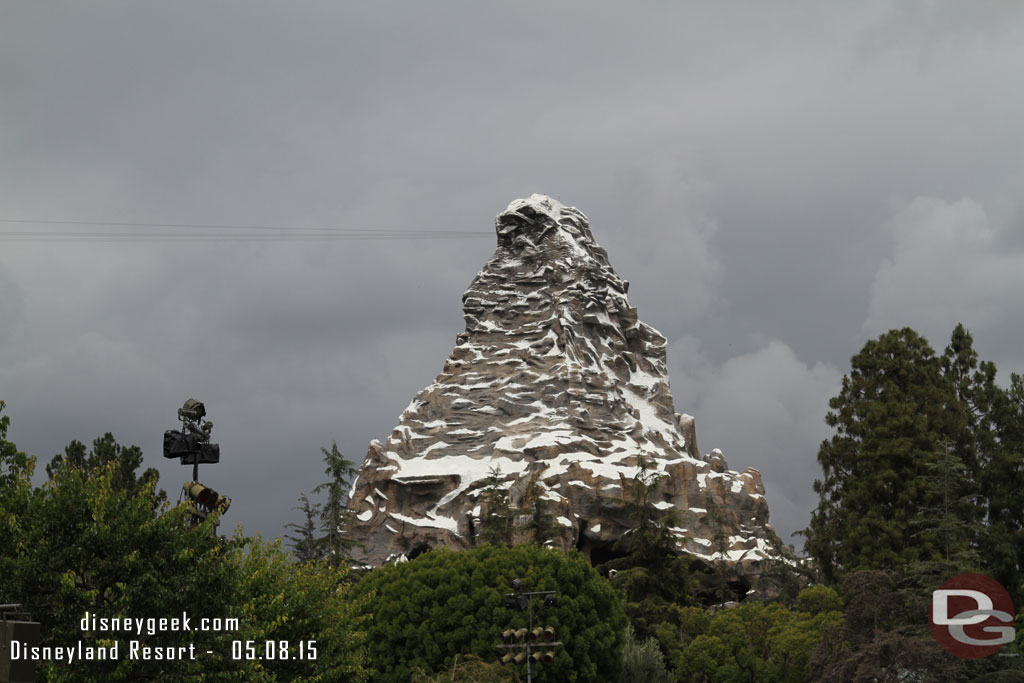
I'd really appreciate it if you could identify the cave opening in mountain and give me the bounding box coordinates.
[407,542,432,561]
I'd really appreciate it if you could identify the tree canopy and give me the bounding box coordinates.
[349,544,627,682]
[804,325,1024,599]
[0,408,368,681]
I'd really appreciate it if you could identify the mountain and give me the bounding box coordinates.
[346,194,786,595]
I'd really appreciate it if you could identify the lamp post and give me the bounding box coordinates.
[497,580,561,682]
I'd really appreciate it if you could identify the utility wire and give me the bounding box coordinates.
[0,218,492,242]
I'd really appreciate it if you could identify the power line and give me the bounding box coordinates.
[0,218,492,242]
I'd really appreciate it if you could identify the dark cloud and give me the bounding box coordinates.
[2,1,1023,549]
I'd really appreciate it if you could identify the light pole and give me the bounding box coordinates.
[497,580,561,682]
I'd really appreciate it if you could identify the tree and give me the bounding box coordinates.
[516,471,558,546]
[0,400,36,594]
[804,328,966,581]
[229,536,370,682]
[907,437,982,574]
[6,456,243,681]
[284,492,323,563]
[1,408,368,681]
[983,371,1024,605]
[46,432,163,503]
[607,452,681,573]
[671,595,843,683]
[619,623,671,683]
[349,544,627,682]
[809,570,962,683]
[477,465,514,546]
[602,453,695,641]
[286,441,362,564]
[313,440,360,566]
[942,324,1024,604]
[410,655,517,683]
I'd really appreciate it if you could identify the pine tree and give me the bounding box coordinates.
[804,328,964,581]
[46,433,163,503]
[517,472,558,546]
[911,438,978,565]
[985,372,1024,604]
[284,493,323,563]
[312,441,361,566]
[477,466,513,545]
[939,324,1024,602]
[615,451,678,568]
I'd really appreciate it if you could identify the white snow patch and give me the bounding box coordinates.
[388,511,460,535]
[422,440,451,456]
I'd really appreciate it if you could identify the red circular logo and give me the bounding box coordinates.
[930,573,1016,658]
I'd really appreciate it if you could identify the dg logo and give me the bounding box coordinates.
[930,573,1017,658]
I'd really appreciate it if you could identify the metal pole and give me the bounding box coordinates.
[527,593,533,683]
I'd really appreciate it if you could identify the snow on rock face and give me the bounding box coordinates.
[346,194,786,594]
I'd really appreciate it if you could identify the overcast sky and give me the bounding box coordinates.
[2,2,1022,551]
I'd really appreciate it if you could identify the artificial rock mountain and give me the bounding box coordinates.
[347,194,785,594]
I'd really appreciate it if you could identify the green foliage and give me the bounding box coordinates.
[805,324,1024,601]
[410,654,518,682]
[284,493,322,563]
[805,327,963,581]
[612,452,680,570]
[671,599,842,683]
[608,557,694,643]
[312,440,360,566]
[478,466,514,546]
[0,413,367,681]
[516,473,558,546]
[808,570,968,683]
[619,623,671,683]
[229,535,369,682]
[806,569,1024,682]
[349,544,627,683]
[0,400,37,591]
[286,441,362,565]
[794,585,841,616]
[46,432,163,504]
[949,327,1024,605]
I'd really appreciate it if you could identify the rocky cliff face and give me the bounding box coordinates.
[347,194,785,594]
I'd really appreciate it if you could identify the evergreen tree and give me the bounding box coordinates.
[805,324,1024,601]
[943,324,1024,604]
[517,470,558,546]
[284,493,323,563]
[46,432,163,503]
[907,437,981,571]
[804,328,964,581]
[619,623,672,683]
[477,465,514,546]
[985,372,1024,604]
[312,440,360,566]
[613,451,679,569]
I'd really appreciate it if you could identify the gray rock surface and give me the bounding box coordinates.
[346,194,786,593]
